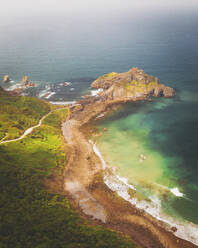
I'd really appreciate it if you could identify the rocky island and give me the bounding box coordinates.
[70,68,175,124]
[92,67,175,100]
[61,69,197,248]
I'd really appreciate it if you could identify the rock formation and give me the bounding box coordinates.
[21,76,36,87]
[70,68,175,124]
[91,67,175,102]
[3,75,11,83]
[21,76,29,86]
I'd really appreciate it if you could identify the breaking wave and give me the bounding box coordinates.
[91,141,198,246]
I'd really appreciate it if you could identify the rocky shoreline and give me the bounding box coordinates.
[62,68,197,248]
[2,75,36,96]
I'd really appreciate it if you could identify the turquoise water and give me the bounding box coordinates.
[0,8,198,242]
[96,97,198,225]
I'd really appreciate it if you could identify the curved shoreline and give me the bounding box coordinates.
[93,142,198,246]
[62,100,198,248]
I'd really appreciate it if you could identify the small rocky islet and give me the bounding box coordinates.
[72,68,175,122]
[2,74,36,95]
[91,67,175,100]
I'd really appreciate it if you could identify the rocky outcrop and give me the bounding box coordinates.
[91,68,175,102]
[163,86,175,98]
[3,75,11,83]
[70,68,175,123]
[21,76,36,87]
[21,76,29,85]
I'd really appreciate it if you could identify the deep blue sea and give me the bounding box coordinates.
[0,10,198,244]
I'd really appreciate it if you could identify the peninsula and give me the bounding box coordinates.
[62,68,197,248]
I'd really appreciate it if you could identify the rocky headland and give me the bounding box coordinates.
[61,69,197,248]
[70,68,175,123]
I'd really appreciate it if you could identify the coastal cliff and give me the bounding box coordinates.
[71,68,175,124]
[92,67,175,101]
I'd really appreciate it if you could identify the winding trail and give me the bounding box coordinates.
[0,107,68,145]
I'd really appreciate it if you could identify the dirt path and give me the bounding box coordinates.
[0,107,67,145]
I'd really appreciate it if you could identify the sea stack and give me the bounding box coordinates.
[21,76,36,87]
[3,75,11,83]
[21,75,29,86]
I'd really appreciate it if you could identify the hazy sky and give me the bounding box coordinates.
[1,0,198,16]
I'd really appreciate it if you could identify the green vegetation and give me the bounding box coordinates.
[0,87,51,140]
[100,72,118,80]
[125,80,146,95]
[124,80,159,95]
[0,91,139,248]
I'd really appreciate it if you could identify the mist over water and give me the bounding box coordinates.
[0,4,198,241]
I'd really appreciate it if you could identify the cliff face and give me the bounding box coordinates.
[92,68,175,101]
[70,68,175,123]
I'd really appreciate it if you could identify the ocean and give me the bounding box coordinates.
[0,10,198,244]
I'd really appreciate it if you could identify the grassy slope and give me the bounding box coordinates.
[0,87,51,140]
[0,91,139,248]
[124,80,159,95]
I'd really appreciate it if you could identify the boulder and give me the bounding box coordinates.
[163,86,175,98]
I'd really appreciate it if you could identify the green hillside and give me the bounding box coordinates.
[0,87,50,141]
[0,89,139,248]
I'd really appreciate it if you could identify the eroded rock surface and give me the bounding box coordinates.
[91,67,175,102]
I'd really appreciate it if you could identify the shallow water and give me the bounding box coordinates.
[96,97,198,224]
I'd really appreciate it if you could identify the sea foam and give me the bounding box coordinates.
[91,88,103,96]
[91,141,198,246]
[44,92,56,99]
